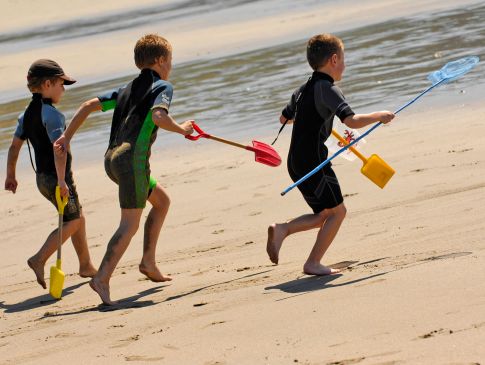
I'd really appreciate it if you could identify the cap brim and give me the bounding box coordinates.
[60,75,76,85]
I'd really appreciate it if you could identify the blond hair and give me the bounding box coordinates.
[306,34,344,71]
[134,34,172,69]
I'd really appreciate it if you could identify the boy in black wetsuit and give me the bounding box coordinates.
[4,59,97,289]
[55,34,194,305]
[266,34,395,275]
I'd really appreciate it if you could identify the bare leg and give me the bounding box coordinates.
[303,203,346,275]
[267,211,329,264]
[90,208,143,305]
[70,211,97,278]
[139,184,172,282]
[28,219,81,289]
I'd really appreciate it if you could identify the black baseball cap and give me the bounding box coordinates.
[27,59,76,85]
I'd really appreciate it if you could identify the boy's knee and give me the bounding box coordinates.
[150,188,170,209]
[335,203,347,220]
[326,203,346,221]
[122,221,140,237]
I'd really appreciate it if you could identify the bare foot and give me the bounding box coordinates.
[89,278,117,305]
[27,257,46,289]
[266,223,286,264]
[79,264,98,278]
[303,262,341,276]
[139,263,172,282]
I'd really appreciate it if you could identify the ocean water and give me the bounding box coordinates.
[0,1,483,162]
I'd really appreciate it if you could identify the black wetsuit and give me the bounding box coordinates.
[282,72,355,213]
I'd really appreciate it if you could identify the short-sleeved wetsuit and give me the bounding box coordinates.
[282,72,355,213]
[98,69,173,209]
[14,93,81,221]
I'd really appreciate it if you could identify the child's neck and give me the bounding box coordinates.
[33,90,52,100]
[316,66,335,79]
[146,66,163,79]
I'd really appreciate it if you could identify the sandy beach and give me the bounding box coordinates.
[2,97,485,363]
[1,0,485,364]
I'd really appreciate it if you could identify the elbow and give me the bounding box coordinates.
[342,115,356,129]
[82,98,101,112]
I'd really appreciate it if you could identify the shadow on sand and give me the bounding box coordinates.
[264,259,389,299]
[0,281,89,313]
[0,284,167,318]
[40,285,169,317]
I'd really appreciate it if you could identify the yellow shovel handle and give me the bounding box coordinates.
[55,186,69,215]
[331,130,368,163]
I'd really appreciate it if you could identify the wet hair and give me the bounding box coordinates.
[27,76,61,93]
[134,34,172,69]
[306,34,344,71]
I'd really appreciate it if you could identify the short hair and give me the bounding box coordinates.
[27,76,60,92]
[134,34,172,69]
[306,34,344,71]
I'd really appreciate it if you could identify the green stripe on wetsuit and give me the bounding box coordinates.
[134,110,156,207]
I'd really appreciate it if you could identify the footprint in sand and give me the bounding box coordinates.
[421,252,472,261]
[193,302,209,307]
[203,321,226,329]
[110,334,140,349]
[327,357,366,365]
[418,328,450,339]
[125,355,164,362]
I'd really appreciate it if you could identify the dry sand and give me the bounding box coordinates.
[1,0,485,364]
[1,98,485,363]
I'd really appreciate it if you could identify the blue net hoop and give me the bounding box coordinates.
[428,56,479,84]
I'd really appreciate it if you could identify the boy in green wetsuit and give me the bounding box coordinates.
[267,34,395,275]
[5,59,97,289]
[55,34,194,305]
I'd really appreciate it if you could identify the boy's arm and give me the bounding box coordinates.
[5,137,24,194]
[56,98,102,153]
[152,108,194,135]
[53,144,69,197]
[343,111,395,129]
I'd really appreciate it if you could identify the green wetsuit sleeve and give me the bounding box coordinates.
[98,88,123,112]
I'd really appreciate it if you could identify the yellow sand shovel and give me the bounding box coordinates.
[331,130,395,188]
[49,186,68,299]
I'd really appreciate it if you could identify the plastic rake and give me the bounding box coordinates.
[281,56,480,196]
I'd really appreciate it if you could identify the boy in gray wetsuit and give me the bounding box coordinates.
[5,59,96,290]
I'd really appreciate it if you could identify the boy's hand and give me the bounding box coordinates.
[180,120,194,136]
[378,111,395,124]
[57,180,69,198]
[279,115,294,124]
[5,176,18,193]
[54,134,69,156]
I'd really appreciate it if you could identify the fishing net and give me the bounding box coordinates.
[428,56,479,84]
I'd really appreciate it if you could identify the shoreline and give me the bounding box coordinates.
[1,0,482,103]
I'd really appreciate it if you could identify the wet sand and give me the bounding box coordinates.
[0,0,482,102]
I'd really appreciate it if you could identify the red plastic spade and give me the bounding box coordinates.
[185,122,281,167]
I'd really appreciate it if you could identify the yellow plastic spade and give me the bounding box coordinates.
[331,130,395,188]
[49,186,68,299]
